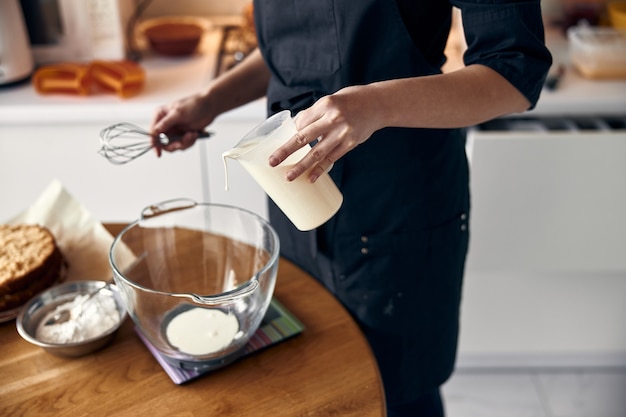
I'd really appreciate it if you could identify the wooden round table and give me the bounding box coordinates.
[0,224,386,416]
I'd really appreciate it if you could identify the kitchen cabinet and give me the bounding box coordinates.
[460,129,626,367]
[198,105,268,220]
[457,25,626,367]
[430,20,626,367]
[0,122,205,222]
[0,108,267,223]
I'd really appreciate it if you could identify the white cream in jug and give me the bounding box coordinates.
[166,308,240,356]
[222,138,343,231]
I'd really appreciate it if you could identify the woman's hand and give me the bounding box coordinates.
[268,85,383,183]
[151,92,216,156]
[150,48,271,157]
[268,64,531,183]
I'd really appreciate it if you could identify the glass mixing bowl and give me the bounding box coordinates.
[109,199,279,370]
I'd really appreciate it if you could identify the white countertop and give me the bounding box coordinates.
[0,26,266,126]
[0,24,624,125]
[529,25,626,117]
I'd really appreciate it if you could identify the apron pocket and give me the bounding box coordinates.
[332,213,469,333]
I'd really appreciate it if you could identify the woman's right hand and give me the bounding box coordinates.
[150,48,271,157]
[150,92,217,156]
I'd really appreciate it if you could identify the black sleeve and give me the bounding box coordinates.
[451,0,553,108]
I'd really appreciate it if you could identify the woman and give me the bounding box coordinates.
[151,1,552,415]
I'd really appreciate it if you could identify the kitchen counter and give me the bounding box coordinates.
[530,25,626,116]
[444,22,626,117]
[0,25,266,126]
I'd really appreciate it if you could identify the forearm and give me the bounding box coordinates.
[202,48,271,116]
[274,64,533,182]
[369,64,531,130]
[150,48,271,152]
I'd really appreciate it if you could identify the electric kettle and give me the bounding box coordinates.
[0,0,34,85]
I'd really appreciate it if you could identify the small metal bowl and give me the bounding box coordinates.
[16,280,127,357]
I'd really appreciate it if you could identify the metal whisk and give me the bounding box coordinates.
[98,122,213,165]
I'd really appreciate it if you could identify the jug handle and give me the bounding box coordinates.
[141,198,198,220]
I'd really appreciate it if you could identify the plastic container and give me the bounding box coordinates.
[223,110,343,231]
[109,199,279,370]
[567,25,626,79]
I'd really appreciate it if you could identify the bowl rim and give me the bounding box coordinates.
[16,280,127,348]
[109,201,280,305]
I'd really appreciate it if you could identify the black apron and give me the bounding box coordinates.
[254,0,470,404]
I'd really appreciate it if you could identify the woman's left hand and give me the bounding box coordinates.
[268,85,382,183]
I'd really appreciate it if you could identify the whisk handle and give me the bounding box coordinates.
[160,130,213,145]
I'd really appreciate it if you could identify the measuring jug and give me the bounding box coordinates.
[223,110,343,231]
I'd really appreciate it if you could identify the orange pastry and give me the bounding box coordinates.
[32,63,91,95]
[87,60,146,98]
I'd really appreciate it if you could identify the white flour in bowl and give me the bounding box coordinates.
[36,291,121,344]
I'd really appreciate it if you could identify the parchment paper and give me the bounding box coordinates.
[8,179,115,282]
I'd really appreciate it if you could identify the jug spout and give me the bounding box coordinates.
[222,111,294,190]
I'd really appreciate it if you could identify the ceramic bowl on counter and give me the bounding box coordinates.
[138,16,212,56]
[109,199,279,371]
[608,1,626,29]
[16,280,127,357]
